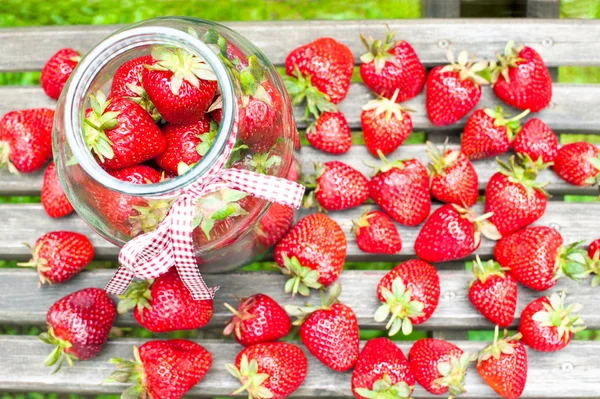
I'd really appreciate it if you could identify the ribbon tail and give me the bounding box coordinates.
[105,266,135,295]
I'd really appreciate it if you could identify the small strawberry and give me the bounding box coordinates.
[40,288,116,371]
[361,89,413,156]
[426,51,488,126]
[588,239,600,287]
[352,337,416,399]
[519,290,585,352]
[287,284,360,371]
[553,142,600,186]
[256,202,294,247]
[0,108,54,173]
[415,204,500,263]
[476,327,528,399]
[359,26,425,102]
[227,343,307,399]
[426,141,479,208]
[375,260,440,335]
[491,41,552,112]
[513,118,558,163]
[274,213,347,296]
[462,107,529,160]
[42,162,74,218]
[117,268,213,333]
[41,48,81,100]
[468,256,517,327]
[409,338,470,397]
[108,164,162,184]
[307,111,352,154]
[589,239,600,260]
[239,78,282,154]
[108,340,212,399]
[305,161,370,211]
[18,231,94,285]
[223,293,291,346]
[369,152,431,226]
[352,208,402,254]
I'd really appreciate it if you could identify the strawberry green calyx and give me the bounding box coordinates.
[434,352,470,399]
[239,56,271,106]
[351,207,373,235]
[476,325,522,365]
[470,255,509,286]
[248,152,282,175]
[554,241,592,283]
[497,155,550,198]
[117,279,153,316]
[0,142,18,174]
[369,150,407,176]
[223,296,258,339]
[197,119,219,157]
[531,290,586,342]
[360,25,400,73]
[587,247,600,287]
[17,242,52,286]
[518,152,554,172]
[107,346,148,399]
[226,354,273,399]
[374,277,425,336]
[585,155,600,186]
[362,89,414,121]
[84,91,117,163]
[129,199,174,237]
[193,189,249,240]
[452,204,502,244]
[280,253,322,297]
[302,163,326,210]
[355,373,413,399]
[490,40,526,84]
[426,140,459,177]
[441,50,489,86]
[39,326,78,373]
[286,283,342,324]
[483,106,530,140]
[284,64,338,120]
[126,81,162,122]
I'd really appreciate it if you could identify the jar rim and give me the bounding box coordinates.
[63,22,235,197]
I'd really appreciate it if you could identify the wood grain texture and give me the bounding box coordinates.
[526,0,561,18]
[422,0,461,18]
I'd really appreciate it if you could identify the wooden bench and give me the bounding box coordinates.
[2,2,600,398]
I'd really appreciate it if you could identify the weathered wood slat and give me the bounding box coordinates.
[0,336,597,398]
[422,0,461,18]
[526,0,561,18]
[1,20,600,72]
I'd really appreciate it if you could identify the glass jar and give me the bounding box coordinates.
[53,17,299,273]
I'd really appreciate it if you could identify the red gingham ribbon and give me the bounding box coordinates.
[105,126,305,300]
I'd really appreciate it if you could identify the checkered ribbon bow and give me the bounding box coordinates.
[105,129,305,300]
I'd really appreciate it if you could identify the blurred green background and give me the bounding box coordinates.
[0,0,599,398]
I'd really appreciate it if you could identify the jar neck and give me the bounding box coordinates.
[64,24,235,197]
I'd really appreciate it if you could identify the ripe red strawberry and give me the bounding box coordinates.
[553,142,600,186]
[84,91,166,170]
[117,268,213,333]
[142,46,218,124]
[495,226,590,291]
[352,337,415,399]
[18,231,94,285]
[519,291,585,352]
[513,118,558,163]
[256,202,294,247]
[40,288,116,371]
[426,51,488,126]
[369,153,431,226]
[223,293,291,346]
[352,209,402,254]
[239,79,281,153]
[109,340,212,399]
[476,327,528,399]
[409,338,470,397]
[468,256,517,327]
[288,284,360,371]
[42,162,74,218]
[307,111,352,154]
[227,342,308,399]
[359,27,425,102]
[108,164,162,184]
[588,239,600,286]
[361,90,413,156]
[491,41,552,112]
[41,48,81,100]
[589,239,600,259]
[485,156,549,237]
[426,141,479,207]
[375,260,440,335]
[275,213,347,296]
[415,204,500,263]
[0,108,54,173]
[306,161,370,211]
[462,107,529,160]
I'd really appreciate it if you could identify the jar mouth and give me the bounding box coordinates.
[64,23,235,197]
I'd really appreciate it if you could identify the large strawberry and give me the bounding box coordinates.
[256,202,294,248]
[513,118,558,163]
[361,89,413,156]
[274,213,347,296]
[476,327,528,399]
[18,231,94,285]
[227,342,308,399]
[40,288,116,371]
[519,291,585,352]
[426,141,479,207]
[369,152,431,226]
[108,164,162,184]
[553,142,600,186]
[223,293,291,346]
[42,162,74,218]
[461,107,529,160]
[108,340,212,399]
[307,111,352,154]
[0,108,54,173]
[305,161,370,211]
[41,48,81,100]
[375,260,440,335]
[117,268,213,333]
[469,256,517,327]
[352,337,416,399]
[359,26,425,102]
[415,204,500,263]
[426,51,488,126]
[491,41,552,112]
[409,338,470,397]
[239,78,281,154]
[352,208,402,254]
